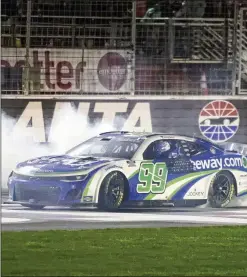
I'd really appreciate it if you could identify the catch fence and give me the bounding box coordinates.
[1,0,246,96]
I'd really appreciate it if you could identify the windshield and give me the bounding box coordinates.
[66,136,144,159]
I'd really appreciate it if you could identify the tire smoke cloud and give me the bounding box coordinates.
[1,107,116,190]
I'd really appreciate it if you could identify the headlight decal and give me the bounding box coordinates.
[61,175,87,182]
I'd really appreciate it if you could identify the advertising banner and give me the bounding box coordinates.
[2,99,247,144]
[1,48,133,94]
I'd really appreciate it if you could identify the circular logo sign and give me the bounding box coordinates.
[199,100,240,143]
[97,52,127,91]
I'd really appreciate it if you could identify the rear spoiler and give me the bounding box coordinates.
[222,142,247,156]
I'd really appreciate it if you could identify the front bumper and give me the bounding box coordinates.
[7,174,94,206]
[4,199,97,207]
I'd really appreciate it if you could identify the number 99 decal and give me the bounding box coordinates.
[137,162,168,194]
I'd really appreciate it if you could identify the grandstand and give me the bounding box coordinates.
[1,0,247,95]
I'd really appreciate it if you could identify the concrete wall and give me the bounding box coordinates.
[2,98,247,144]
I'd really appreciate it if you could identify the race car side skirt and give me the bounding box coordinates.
[4,199,207,208]
[120,199,207,208]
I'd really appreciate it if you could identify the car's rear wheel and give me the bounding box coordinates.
[208,171,235,208]
[98,171,125,211]
[21,204,45,210]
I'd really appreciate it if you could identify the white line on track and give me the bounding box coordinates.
[3,208,247,216]
[1,217,31,224]
[220,210,247,214]
[2,209,247,224]
[1,204,21,206]
[65,215,247,224]
[225,215,247,218]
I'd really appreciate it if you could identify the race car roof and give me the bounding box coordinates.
[99,131,199,141]
[97,131,227,151]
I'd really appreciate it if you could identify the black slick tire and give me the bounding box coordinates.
[98,171,125,211]
[208,171,235,208]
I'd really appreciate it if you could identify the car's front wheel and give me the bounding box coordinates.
[21,204,45,210]
[98,171,126,211]
[208,171,235,208]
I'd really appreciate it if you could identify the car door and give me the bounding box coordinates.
[135,139,175,196]
[135,139,197,200]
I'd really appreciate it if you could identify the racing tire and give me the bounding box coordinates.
[98,171,125,211]
[208,171,235,208]
[21,204,45,210]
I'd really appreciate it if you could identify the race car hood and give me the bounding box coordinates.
[14,155,116,176]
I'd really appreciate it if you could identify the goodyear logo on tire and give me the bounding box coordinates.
[199,100,240,143]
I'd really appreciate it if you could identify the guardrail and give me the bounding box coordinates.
[236,8,247,95]
[136,17,233,63]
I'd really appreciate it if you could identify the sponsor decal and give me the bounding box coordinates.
[187,190,205,197]
[243,157,247,168]
[137,162,168,194]
[82,196,93,202]
[198,100,240,143]
[192,157,243,170]
[1,48,131,93]
[97,52,127,91]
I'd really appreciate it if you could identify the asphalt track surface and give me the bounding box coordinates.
[2,193,247,231]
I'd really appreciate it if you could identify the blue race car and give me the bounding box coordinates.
[6,132,247,210]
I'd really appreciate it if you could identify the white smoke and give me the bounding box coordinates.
[199,196,247,209]
[1,107,117,190]
[1,114,50,189]
[228,196,247,207]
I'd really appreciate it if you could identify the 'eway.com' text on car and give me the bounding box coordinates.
[6,132,247,210]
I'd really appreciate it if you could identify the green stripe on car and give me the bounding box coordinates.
[81,175,95,200]
[145,170,217,200]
